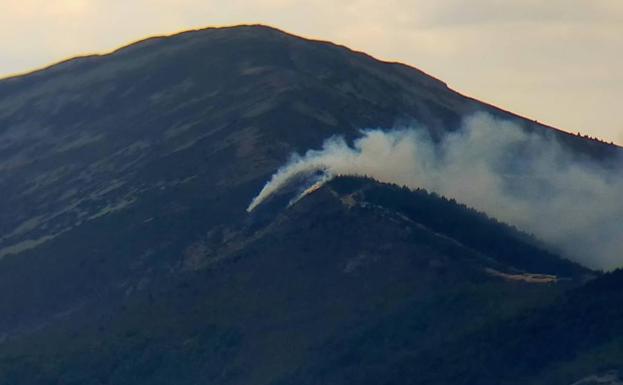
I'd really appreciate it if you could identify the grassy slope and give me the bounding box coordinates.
[0,178,589,385]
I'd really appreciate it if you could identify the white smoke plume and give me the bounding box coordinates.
[248,113,623,271]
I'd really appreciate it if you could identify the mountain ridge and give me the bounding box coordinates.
[1,24,620,150]
[0,25,448,89]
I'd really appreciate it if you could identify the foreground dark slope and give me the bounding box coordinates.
[0,177,590,385]
[0,25,620,384]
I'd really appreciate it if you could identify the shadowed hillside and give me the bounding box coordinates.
[0,177,592,384]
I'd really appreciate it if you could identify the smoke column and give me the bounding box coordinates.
[248,113,623,271]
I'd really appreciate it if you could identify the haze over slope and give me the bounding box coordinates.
[249,112,623,270]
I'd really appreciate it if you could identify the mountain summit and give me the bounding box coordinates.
[0,25,621,385]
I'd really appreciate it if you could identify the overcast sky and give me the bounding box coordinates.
[1,0,622,143]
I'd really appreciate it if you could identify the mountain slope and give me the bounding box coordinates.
[0,177,589,385]
[0,25,620,385]
[277,232,623,385]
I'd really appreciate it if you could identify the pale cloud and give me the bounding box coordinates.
[0,0,621,143]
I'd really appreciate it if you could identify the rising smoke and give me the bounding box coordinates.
[248,113,623,271]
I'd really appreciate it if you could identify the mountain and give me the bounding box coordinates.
[0,25,620,385]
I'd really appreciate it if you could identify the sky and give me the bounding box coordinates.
[1,0,622,144]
